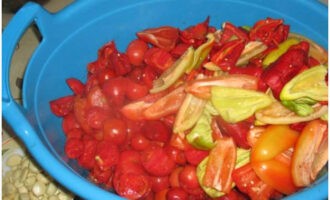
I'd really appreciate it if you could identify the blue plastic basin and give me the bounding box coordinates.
[2,0,328,199]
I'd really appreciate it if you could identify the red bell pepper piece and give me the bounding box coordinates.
[180,16,210,47]
[260,41,309,99]
[249,18,289,47]
[211,39,245,71]
[220,22,249,44]
[137,26,179,51]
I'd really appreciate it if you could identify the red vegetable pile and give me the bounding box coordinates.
[50,17,328,200]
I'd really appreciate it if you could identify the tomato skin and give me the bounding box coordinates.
[50,95,75,117]
[78,139,97,169]
[103,118,127,145]
[126,39,149,66]
[184,148,209,166]
[96,68,116,86]
[95,141,120,171]
[89,166,113,186]
[164,145,186,165]
[252,159,298,195]
[125,79,149,100]
[65,138,84,159]
[131,133,151,151]
[169,167,184,188]
[66,78,85,96]
[179,165,200,191]
[102,77,127,106]
[142,120,171,143]
[86,107,110,129]
[150,176,170,193]
[62,112,80,134]
[251,125,299,162]
[141,145,176,176]
[66,128,84,139]
[166,187,189,200]
[113,172,151,200]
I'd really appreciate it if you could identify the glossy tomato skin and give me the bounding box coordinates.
[50,95,75,117]
[142,120,172,143]
[103,118,127,145]
[150,175,170,193]
[141,145,176,176]
[94,141,120,171]
[78,139,98,169]
[125,79,149,100]
[126,39,149,66]
[184,148,209,166]
[179,165,204,196]
[65,138,83,159]
[166,187,188,200]
[164,145,187,165]
[66,78,85,96]
[102,77,127,106]
[62,112,80,134]
[131,133,151,151]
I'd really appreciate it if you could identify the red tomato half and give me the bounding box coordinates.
[126,39,149,66]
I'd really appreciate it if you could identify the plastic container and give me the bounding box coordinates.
[2,0,328,199]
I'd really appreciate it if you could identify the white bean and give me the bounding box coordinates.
[19,193,30,200]
[6,154,22,167]
[32,182,46,197]
[3,182,17,195]
[46,183,57,195]
[48,195,60,200]
[29,162,41,173]
[36,173,49,184]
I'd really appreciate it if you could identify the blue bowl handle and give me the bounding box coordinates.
[2,2,52,147]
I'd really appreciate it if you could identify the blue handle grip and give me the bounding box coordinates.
[2,2,51,147]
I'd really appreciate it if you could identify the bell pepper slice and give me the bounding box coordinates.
[291,119,328,187]
[280,65,328,102]
[262,38,300,67]
[185,109,214,150]
[187,33,215,73]
[211,87,272,123]
[202,137,236,194]
[236,41,267,66]
[255,101,328,125]
[185,74,259,99]
[173,92,207,134]
[150,47,194,93]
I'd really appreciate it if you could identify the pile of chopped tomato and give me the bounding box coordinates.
[50,17,328,200]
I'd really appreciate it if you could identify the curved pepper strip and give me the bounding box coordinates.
[150,47,194,93]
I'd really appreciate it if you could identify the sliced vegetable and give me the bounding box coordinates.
[144,86,186,119]
[252,158,298,195]
[196,148,250,198]
[291,119,328,187]
[137,26,179,51]
[186,33,215,72]
[174,91,207,134]
[185,74,259,99]
[255,101,328,124]
[202,137,236,194]
[236,41,267,66]
[280,65,328,101]
[262,38,300,67]
[289,33,328,65]
[211,87,272,123]
[150,47,194,93]
[232,163,276,200]
[251,125,299,162]
[185,109,215,150]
